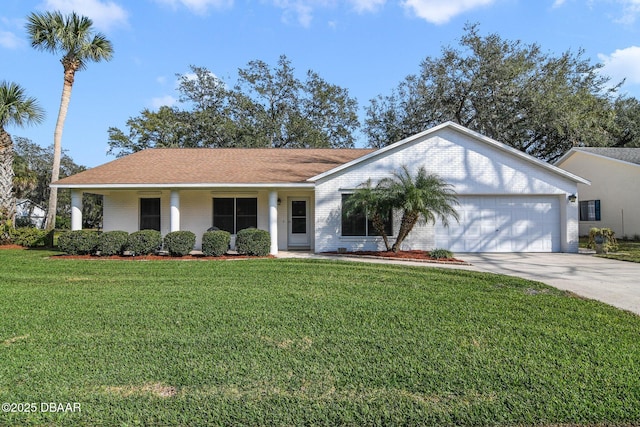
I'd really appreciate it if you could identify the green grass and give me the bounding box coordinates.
[597,240,640,263]
[1,249,639,426]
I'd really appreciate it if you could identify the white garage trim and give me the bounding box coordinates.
[435,196,561,253]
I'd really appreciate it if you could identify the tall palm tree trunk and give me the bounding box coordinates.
[371,213,392,251]
[391,211,420,253]
[0,129,15,220]
[45,68,75,230]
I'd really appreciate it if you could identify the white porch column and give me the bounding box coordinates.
[71,190,83,231]
[170,190,180,232]
[268,190,278,255]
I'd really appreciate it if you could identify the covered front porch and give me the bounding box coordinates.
[69,187,316,255]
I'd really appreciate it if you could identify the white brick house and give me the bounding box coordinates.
[53,122,588,254]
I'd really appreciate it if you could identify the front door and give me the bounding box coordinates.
[288,198,310,248]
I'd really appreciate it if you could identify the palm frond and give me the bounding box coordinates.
[375,165,460,252]
[0,81,45,129]
[26,11,114,71]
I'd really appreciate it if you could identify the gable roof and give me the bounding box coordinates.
[16,199,45,211]
[555,147,640,167]
[52,148,375,189]
[310,121,590,184]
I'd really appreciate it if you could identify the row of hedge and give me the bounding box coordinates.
[2,227,53,248]
[57,228,271,257]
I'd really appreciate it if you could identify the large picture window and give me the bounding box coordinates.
[140,198,161,231]
[213,198,257,234]
[579,200,601,221]
[341,194,392,237]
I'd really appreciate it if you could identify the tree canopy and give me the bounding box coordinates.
[14,137,102,229]
[109,27,640,160]
[364,23,639,161]
[108,56,360,157]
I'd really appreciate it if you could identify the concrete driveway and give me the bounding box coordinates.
[458,253,640,315]
[279,251,640,315]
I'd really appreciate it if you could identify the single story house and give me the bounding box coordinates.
[52,122,589,254]
[15,199,46,228]
[555,147,640,238]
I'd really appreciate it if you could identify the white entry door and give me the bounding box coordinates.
[288,198,310,248]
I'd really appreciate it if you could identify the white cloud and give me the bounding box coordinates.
[265,0,384,27]
[153,0,233,15]
[0,30,22,49]
[284,2,314,26]
[575,0,640,25]
[598,46,640,85]
[39,0,128,31]
[552,0,567,7]
[401,0,496,24]
[181,72,198,82]
[150,95,178,109]
[617,0,640,24]
[0,17,26,50]
[271,0,331,27]
[350,0,386,13]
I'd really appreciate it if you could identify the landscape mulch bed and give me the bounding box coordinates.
[324,250,468,264]
[50,253,274,261]
[0,244,26,250]
[2,245,464,264]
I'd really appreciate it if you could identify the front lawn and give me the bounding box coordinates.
[598,240,640,263]
[1,249,639,426]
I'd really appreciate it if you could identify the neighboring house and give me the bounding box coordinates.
[52,122,588,254]
[556,147,640,238]
[15,199,46,228]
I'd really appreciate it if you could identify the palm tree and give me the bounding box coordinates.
[26,11,113,230]
[0,81,44,224]
[380,165,459,253]
[343,179,394,251]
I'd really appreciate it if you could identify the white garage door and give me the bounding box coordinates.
[435,196,561,253]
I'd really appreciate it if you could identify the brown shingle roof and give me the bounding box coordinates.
[53,148,376,187]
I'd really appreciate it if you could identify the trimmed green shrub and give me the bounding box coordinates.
[0,210,12,245]
[57,230,100,255]
[430,248,454,259]
[55,215,70,230]
[202,230,230,257]
[14,217,32,228]
[236,228,270,256]
[97,231,129,256]
[12,227,49,248]
[126,230,162,255]
[163,231,196,256]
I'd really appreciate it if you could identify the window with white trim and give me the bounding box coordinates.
[140,198,161,231]
[213,198,257,234]
[341,194,392,237]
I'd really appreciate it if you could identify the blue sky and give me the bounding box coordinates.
[3,0,640,168]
